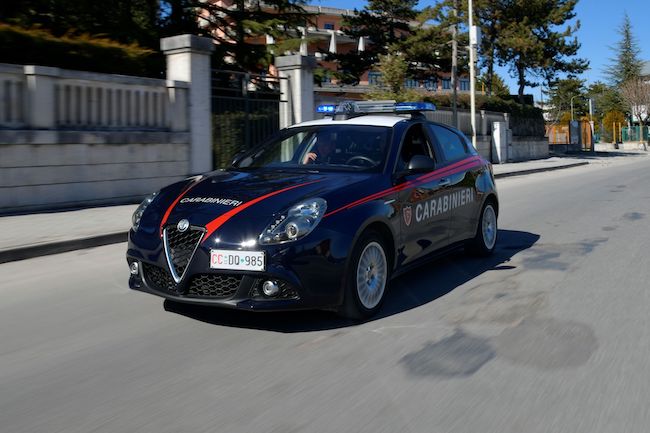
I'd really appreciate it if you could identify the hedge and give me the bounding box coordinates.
[0,23,164,77]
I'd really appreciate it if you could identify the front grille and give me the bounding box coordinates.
[164,226,204,279]
[143,263,177,294]
[186,274,243,298]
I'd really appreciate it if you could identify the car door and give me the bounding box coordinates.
[426,123,482,243]
[394,123,453,267]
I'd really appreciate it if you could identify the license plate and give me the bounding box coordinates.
[210,249,265,271]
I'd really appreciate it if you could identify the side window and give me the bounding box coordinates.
[396,124,435,172]
[427,124,469,161]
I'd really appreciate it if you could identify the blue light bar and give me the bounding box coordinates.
[394,102,436,112]
[316,104,336,114]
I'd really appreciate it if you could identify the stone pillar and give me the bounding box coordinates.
[166,80,189,132]
[275,55,316,129]
[24,66,59,129]
[161,35,214,174]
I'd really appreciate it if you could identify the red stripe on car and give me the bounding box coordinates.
[201,180,323,244]
[325,156,482,217]
[159,177,203,236]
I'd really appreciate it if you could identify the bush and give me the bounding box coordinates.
[0,23,164,77]
[213,110,280,168]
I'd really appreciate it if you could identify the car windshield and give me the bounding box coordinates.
[234,125,391,172]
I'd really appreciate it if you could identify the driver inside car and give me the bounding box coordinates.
[302,133,336,164]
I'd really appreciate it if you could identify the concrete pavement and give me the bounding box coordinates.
[2,154,650,433]
[0,151,645,264]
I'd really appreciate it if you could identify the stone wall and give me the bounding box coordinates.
[1,131,189,213]
[473,135,547,163]
[0,62,192,214]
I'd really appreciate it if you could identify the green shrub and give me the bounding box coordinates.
[213,110,280,169]
[0,23,163,77]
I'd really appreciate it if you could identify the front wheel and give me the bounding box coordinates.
[467,201,498,256]
[339,232,389,320]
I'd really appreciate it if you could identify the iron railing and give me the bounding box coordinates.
[211,69,288,168]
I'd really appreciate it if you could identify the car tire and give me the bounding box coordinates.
[339,231,390,320]
[467,200,498,256]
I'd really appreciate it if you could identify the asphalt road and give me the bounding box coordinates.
[2,154,650,433]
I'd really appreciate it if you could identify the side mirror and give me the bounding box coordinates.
[407,155,436,173]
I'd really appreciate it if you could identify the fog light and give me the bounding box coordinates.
[262,280,280,297]
[130,262,139,275]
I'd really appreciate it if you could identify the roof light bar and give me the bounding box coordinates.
[316,101,436,118]
[394,102,437,112]
[316,104,336,114]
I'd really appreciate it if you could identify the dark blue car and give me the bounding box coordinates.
[127,102,498,319]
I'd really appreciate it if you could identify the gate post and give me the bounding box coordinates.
[161,35,214,174]
[275,55,316,128]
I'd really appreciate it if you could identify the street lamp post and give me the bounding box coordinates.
[570,95,578,122]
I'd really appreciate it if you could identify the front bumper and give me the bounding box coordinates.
[126,227,349,311]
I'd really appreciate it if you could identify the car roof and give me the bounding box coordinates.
[289,115,410,128]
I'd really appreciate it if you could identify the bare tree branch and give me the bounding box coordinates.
[620,77,650,126]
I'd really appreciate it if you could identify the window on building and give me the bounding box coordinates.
[459,79,470,91]
[324,22,335,30]
[442,78,451,90]
[424,79,437,91]
[368,72,382,86]
[404,78,418,89]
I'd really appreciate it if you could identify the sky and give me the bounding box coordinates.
[308,0,650,101]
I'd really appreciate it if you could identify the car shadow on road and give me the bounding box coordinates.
[164,229,540,332]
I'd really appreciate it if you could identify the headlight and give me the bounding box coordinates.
[132,192,158,231]
[259,198,327,245]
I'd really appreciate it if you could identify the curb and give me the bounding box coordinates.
[0,161,590,264]
[494,161,589,179]
[0,232,127,264]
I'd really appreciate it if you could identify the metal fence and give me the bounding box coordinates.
[211,70,288,168]
[621,126,650,142]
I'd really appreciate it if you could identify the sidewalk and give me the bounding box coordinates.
[0,155,608,264]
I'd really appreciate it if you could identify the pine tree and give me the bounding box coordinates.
[473,0,510,96]
[331,0,418,85]
[199,0,313,72]
[496,0,587,103]
[606,13,643,86]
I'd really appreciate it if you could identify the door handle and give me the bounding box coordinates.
[438,178,451,187]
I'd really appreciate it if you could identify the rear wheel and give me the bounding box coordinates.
[339,232,389,320]
[467,201,498,256]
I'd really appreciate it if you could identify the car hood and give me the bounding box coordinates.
[156,169,380,243]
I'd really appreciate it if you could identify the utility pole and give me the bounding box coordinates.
[468,0,478,148]
[451,0,458,129]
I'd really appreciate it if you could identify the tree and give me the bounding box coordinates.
[473,0,509,96]
[496,0,588,103]
[586,81,626,134]
[1,0,163,49]
[619,77,650,126]
[602,110,626,142]
[545,77,587,123]
[398,2,465,85]
[198,0,313,72]
[159,0,202,38]
[376,52,409,94]
[331,0,418,84]
[478,72,510,97]
[606,14,643,86]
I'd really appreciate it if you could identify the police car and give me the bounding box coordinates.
[126,101,498,319]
